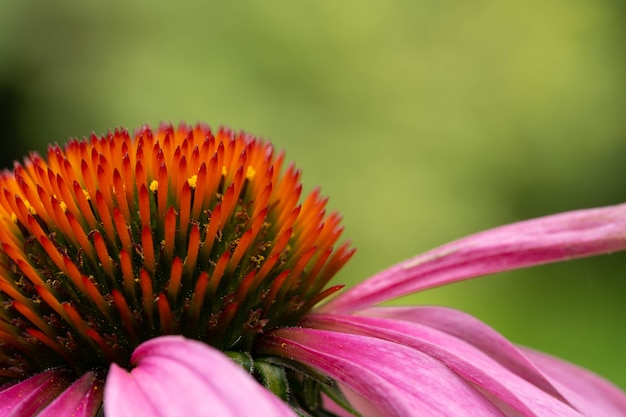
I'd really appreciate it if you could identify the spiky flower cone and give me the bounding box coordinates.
[0,123,353,381]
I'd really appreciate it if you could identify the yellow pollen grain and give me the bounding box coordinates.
[221,166,228,176]
[82,189,91,201]
[187,175,198,189]
[24,200,36,215]
[59,201,68,213]
[150,180,159,192]
[11,213,17,223]
[245,166,256,180]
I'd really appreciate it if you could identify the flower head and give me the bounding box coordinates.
[0,122,625,417]
[0,123,352,415]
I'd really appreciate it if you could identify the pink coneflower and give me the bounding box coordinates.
[0,122,624,416]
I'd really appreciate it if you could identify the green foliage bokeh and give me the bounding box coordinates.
[1,1,625,388]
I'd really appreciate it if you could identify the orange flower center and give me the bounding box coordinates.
[0,123,353,380]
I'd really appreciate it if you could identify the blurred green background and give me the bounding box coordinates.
[1,1,625,389]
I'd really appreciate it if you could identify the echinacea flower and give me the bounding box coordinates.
[0,123,624,417]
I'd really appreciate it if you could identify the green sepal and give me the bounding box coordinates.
[225,351,254,374]
[292,406,313,417]
[256,355,332,385]
[254,359,290,401]
[302,377,321,410]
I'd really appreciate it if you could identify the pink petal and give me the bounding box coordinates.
[0,368,73,416]
[521,347,626,417]
[322,203,626,313]
[260,327,505,417]
[360,306,565,399]
[303,313,589,417]
[37,371,104,417]
[359,306,626,416]
[104,335,296,417]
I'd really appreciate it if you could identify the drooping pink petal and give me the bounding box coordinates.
[36,371,104,417]
[104,335,296,417]
[260,327,506,417]
[302,313,591,417]
[322,203,626,313]
[360,306,566,399]
[358,306,626,417]
[521,347,626,417]
[0,368,73,416]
